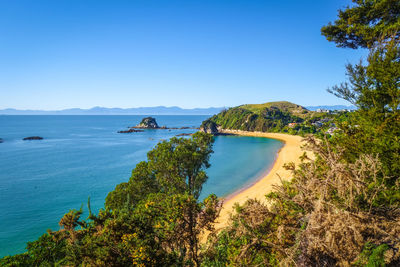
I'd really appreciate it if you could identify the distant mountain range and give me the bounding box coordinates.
[0,105,356,115]
[305,105,357,111]
[0,106,225,115]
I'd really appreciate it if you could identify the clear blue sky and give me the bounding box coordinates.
[0,0,366,110]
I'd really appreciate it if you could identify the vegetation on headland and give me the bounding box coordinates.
[201,100,348,136]
[1,0,400,266]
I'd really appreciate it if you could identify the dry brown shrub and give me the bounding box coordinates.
[279,136,400,266]
[203,135,400,266]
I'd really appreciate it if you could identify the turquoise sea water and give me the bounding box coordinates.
[0,115,282,257]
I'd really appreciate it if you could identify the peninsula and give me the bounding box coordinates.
[201,101,347,136]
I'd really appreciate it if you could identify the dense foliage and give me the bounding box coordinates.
[321,0,400,49]
[203,106,302,132]
[327,29,400,203]
[0,132,220,266]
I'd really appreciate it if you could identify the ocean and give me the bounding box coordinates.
[0,115,282,257]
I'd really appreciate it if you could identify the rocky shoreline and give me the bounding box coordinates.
[199,121,234,136]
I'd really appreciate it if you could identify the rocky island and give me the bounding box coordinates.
[118,117,162,133]
[132,117,161,129]
[118,117,199,133]
[23,136,43,140]
[131,117,198,130]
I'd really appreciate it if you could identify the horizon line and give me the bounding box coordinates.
[0,103,355,112]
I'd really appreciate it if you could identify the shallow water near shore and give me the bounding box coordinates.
[0,115,282,257]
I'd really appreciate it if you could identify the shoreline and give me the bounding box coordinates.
[212,130,307,231]
[221,143,283,203]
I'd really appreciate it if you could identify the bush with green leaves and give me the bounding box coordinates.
[1,132,220,266]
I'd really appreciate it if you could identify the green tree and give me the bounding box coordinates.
[0,233,67,267]
[321,0,400,49]
[323,0,400,200]
[84,132,218,266]
[1,132,219,266]
[146,132,214,199]
[105,132,216,266]
[328,42,400,112]
[106,132,214,210]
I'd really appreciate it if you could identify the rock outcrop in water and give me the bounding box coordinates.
[118,117,162,133]
[133,117,160,129]
[200,120,220,134]
[0,138,3,143]
[23,136,43,140]
[118,117,200,133]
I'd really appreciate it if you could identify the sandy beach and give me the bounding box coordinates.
[213,130,307,231]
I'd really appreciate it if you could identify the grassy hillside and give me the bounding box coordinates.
[201,101,340,135]
[239,101,310,117]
